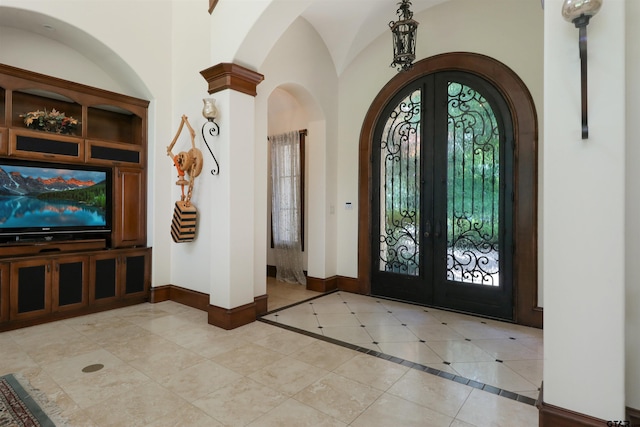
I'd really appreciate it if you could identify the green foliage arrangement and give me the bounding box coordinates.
[20,108,80,135]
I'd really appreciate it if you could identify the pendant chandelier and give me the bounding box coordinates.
[389,0,419,72]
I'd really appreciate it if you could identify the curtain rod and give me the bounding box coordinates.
[267,129,308,141]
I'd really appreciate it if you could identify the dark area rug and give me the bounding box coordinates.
[0,373,66,427]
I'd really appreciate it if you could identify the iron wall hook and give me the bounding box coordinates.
[201,118,220,175]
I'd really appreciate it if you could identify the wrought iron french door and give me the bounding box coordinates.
[371,71,514,320]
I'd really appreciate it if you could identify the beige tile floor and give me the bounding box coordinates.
[263,281,543,403]
[0,279,541,426]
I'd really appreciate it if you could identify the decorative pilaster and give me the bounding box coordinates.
[200,63,264,330]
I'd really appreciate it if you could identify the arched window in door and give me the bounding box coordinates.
[372,71,514,320]
[358,53,541,327]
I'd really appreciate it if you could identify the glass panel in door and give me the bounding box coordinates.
[432,74,514,320]
[371,72,513,320]
[446,81,500,286]
[378,89,421,277]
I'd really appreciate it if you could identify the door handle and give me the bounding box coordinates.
[424,220,431,238]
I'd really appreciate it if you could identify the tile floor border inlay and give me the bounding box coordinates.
[259,291,539,407]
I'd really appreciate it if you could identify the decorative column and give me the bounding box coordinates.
[540,0,626,424]
[200,63,264,329]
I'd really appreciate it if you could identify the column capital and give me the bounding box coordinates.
[200,63,264,97]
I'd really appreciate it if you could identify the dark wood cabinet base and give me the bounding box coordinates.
[0,245,151,330]
[0,240,106,258]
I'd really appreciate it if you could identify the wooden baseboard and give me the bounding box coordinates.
[151,285,268,329]
[337,276,360,293]
[307,276,338,293]
[150,285,209,311]
[268,268,358,294]
[628,406,640,426]
[255,294,268,316]
[537,384,607,427]
[208,301,256,330]
[269,269,357,294]
[537,401,607,427]
[149,285,171,303]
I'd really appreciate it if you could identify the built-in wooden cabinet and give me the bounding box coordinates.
[90,248,151,305]
[87,139,143,167]
[0,63,151,331]
[9,254,91,320]
[0,128,7,156]
[3,247,150,326]
[53,254,90,312]
[9,128,84,162]
[0,264,8,323]
[9,258,52,321]
[121,249,150,297]
[91,252,120,304]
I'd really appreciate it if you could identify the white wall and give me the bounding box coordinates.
[543,0,626,419]
[625,0,640,413]
[0,26,125,94]
[166,0,219,295]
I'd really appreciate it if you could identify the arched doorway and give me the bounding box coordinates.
[358,53,541,327]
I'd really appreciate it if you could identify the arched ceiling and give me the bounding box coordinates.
[299,0,448,73]
[0,0,450,81]
[0,6,149,98]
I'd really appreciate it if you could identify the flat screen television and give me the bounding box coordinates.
[0,159,112,242]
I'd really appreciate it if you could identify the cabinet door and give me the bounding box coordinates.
[122,248,151,298]
[90,253,119,305]
[90,248,150,303]
[113,167,146,248]
[0,263,8,323]
[87,140,143,167]
[52,255,89,312]
[9,259,51,320]
[8,129,83,163]
[0,128,7,156]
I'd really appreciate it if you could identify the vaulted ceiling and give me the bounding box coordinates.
[0,0,449,78]
[299,0,447,73]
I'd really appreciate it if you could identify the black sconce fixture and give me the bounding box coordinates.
[201,98,220,175]
[562,0,602,139]
[390,0,419,72]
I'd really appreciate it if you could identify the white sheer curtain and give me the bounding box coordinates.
[270,131,306,285]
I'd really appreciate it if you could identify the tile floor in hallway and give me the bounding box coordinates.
[263,283,543,403]
[0,280,541,426]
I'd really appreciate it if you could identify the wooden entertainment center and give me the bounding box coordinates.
[0,64,151,331]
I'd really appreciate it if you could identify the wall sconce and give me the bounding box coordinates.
[389,0,419,72]
[562,0,602,139]
[201,98,220,175]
